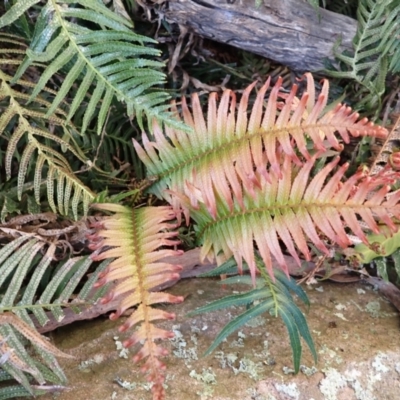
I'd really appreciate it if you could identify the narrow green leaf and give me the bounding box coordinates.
[0,0,41,29]
[46,57,85,116]
[204,299,274,355]
[21,244,56,307]
[2,242,44,307]
[46,167,57,213]
[0,239,37,289]
[77,259,112,301]
[282,297,317,362]
[17,142,36,200]
[278,308,302,373]
[34,155,46,204]
[199,257,245,277]
[67,68,96,122]
[274,269,310,307]
[187,288,271,317]
[97,86,114,135]
[29,43,75,102]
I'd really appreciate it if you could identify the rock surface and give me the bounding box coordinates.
[43,278,400,400]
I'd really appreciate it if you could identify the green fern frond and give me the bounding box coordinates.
[0,70,95,219]
[380,2,400,73]
[89,204,184,400]
[1,0,183,133]
[0,233,110,396]
[328,0,400,113]
[330,0,392,79]
[134,74,387,225]
[0,0,41,29]
[188,258,316,373]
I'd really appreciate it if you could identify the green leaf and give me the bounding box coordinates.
[354,229,400,263]
[204,299,275,356]
[375,258,389,282]
[187,288,271,317]
[274,269,310,307]
[199,257,248,277]
[278,307,302,373]
[0,0,41,29]
[282,297,317,363]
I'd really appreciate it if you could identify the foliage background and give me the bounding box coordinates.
[0,0,399,399]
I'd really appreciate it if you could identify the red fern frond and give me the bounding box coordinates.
[133,74,387,220]
[181,152,400,283]
[89,204,184,400]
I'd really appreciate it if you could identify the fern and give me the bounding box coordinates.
[188,256,316,373]
[380,1,400,73]
[327,0,400,114]
[134,74,393,281]
[0,0,183,133]
[0,68,95,219]
[134,74,386,222]
[0,233,109,396]
[88,204,184,400]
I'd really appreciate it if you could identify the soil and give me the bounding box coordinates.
[40,278,400,400]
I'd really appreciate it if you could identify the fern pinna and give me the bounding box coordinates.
[134,73,394,283]
[88,204,184,400]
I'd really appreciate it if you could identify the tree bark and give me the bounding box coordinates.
[166,0,357,72]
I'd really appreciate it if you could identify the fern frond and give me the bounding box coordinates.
[328,0,400,112]
[380,2,400,73]
[89,204,184,400]
[188,259,316,373]
[180,150,400,282]
[330,0,389,80]
[135,74,387,222]
[1,0,182,132]
[0,70,94,219]
[0,233,109,395]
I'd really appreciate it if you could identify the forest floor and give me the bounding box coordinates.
[41,277,400,400]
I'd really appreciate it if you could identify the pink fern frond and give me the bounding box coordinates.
[185,152,400,284]
[89,204,184,400]
[133,74,387,219]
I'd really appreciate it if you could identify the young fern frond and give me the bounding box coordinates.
[89,204,184,400]
[0,0,182,132]
[134,74,386,224]
[188,257,316,373]
[0,234,109,396]
[0,69,94,219]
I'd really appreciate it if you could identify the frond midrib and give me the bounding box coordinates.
[150,122,355,184]
[196,201,395,238]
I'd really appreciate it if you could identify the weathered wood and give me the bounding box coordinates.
[166,0,357,72]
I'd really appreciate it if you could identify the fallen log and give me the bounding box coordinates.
[166,0,357,72]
